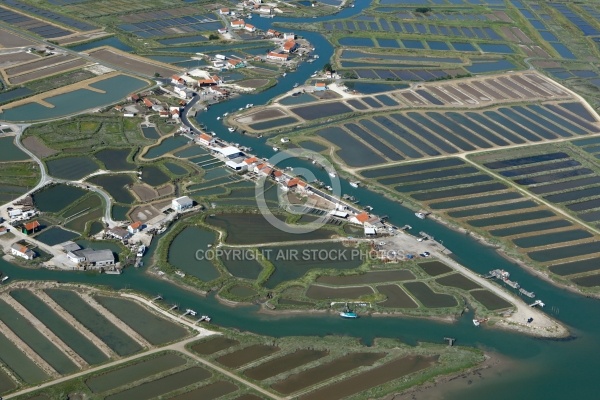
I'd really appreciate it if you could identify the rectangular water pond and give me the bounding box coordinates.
[377,284,418,308]
[10,290,107,365]
[245,349,329,380]
[216,344,280,368]
[45,289,142,356]
[513,229,594,249]
[300,355,438,400]
[549,257,600,276]
[0,298,78,374]
[34,226,80,246]
[271,352,385,395]
[167,381,238,400]
[468,210,555,227]
[404,282,457,308]
[448,200,537,218]
[106,367,211,400]
[528,242,600,262]
[94,296,189,345]
[490,219,572,237]
[168,226,220,281]
[191,336,240,355]
[430,192,522,209]
[315,270,414,285]
[361,158,464,179]
[85,352,187,393]
[436,274,481,290]
[411,183,507,201]
[470,290,512,310]
[0,330,48,384]
[291,102,353,121]
[306,285,373,300]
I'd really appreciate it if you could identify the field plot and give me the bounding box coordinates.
[86,47,181,77]
[1,54,90,86]
[216,344,280,368]
[0,6,73,39]
[117,8,222,38]
[0,28,36,48]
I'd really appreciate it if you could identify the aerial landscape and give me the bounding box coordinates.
[1,0,600,399]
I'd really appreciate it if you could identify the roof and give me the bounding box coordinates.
[298,180,307,187]
[256,163,266,170]
[244,156,258,164]
[355,212,369,223]
[173,196,193,206]
[199,133,213,142]
[261,167,272,175]
[228,59,242,65]
[215,146,242,157]
[283,40,296,50]
[74,248,114,263]
[268,52,288,59]
[231,19,245,26]
[11,243,28,253]
[62,241,81,252]
[220,7,229,12]
[287,177,300,187]
[143,98,153,107]
[24,220,40,230]
[129,221,142,230]
[171,74,181,80]
[108,227,128,237]
[315,82,326,87]
[245,23,255,29]
[273,170,283,177]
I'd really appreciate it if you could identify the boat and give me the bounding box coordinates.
[282,72,287,77]
[273,146,279,151]
[328,171,336,178]
[1,276,8,283]
[210,131,216,136]
[136,245,146,258]
[228,127,236,132]
[473,319,480,327]
[186,309,197,316]
[519,288,536,298]
[415,212,426,219]
[349,181,359,188]
[216,116,221,120]
[239,107,244,111]
[293,83,299,88]
[310,73,317,77]
[223,112,229,117]
[340,304,358,319]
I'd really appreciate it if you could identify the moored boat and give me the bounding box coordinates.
[136,245,146,258]
[415,212,426,219]
[350,181,359,188]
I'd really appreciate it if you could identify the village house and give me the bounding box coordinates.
[231,19,245,29]
[217,27,228,35]
[212,75,223,84]
[171,75,185,85]
[159,110,170,118]
[22,220,40,235]
[196,133,214,146]
[173,84,193,99]
[244,23,256,33]
[283,32,295,40]
[219,7,230,15]
[350,212,370,225]
[267,52,289,62]
[227,59,245,69]
[0,227,8,236]
[67,248,115,268]
[258,5,272,14]
[258,165,272,176]
[143,98,153,108]
[170,107,180,119]
[152,103,165,112]
[243,156,258,168]
[180,75,196,86]
[272,169,284,182]
[128,93,140,102]
[106,227,130,241]
[198,78,217,87]
[11,243,35,260]
[172,196,193,212]
[314,82,327,91]
[286,177,307,193]
[283,40,298,53]
[266,29,280,37]
[127,221,143,234]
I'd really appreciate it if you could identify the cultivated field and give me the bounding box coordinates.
[86,47,183,77]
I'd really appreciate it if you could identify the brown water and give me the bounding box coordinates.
[191,336,240,355]
[436,273,482,290]
[306,285,373,300]
[470,289,513,310]
[377,284,418,308]
[418,261,453,276]
[166,381,237,400]
[244,349,329,380]
[216,344,280,368]
[315,270,415,285]
[271,352,385,395]
[300,355,438,400]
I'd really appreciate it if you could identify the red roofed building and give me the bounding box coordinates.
[267,52,289,62]
[197,133,214,146]
[273,170,284,181]
[128,221,143,234]
[231,19,245,29]
[244,156,258,166]
[283,40,298,53]
[11,243,35,260]
[314,82,327,91]
[143,98,153,108]
[171,75,184,85]
[22,220,40,234]
[351,212,370,225]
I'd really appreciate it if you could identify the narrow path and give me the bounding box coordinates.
[33,289,117,359]
[219,237,370,248]
[1,294,88,369]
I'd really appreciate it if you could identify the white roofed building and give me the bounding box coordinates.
[172,196,193,211]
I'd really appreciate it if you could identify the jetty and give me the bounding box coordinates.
[530,300,545,308]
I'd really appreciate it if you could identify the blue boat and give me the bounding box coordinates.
[340,304,358,318]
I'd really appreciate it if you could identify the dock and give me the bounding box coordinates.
[519,288,535,298]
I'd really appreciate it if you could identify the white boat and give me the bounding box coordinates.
[223,112,229,117]
[350,181,359,188]
[228,127,236,132]
[473,319,480,327]
[1,276,8,283]
[293,83,299,88]
[415,212,426,219]
[329,171,336,178]
[136,245,145,258]
[239,107,244,111]
[186,309,197,316]
[273,146,279,151]
[157,226,167,234]
[310,73,317,77]
[216,116,221,120]
[210,131,216,136]
[282,72,287,77]
[246,103,253,108]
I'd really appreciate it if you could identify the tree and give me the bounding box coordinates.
[415,7,432,13]
[154,72,160,77]
[209,34,219,40]
[323,62,332,72]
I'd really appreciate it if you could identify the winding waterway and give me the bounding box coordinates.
[5,2,600,398]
